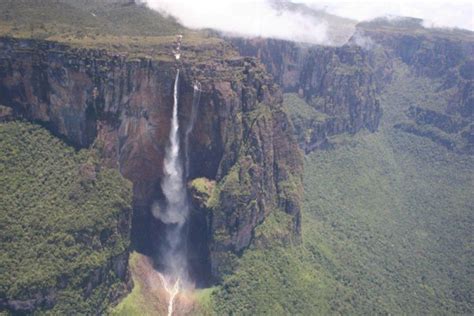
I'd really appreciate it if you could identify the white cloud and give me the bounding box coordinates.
[143,0,474,45]
[303,0,473,31]
[145,0,329,44]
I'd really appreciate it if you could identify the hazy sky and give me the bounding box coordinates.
[304,0,473,30]
[144,0,473,44]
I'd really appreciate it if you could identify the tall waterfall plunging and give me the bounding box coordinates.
[153,70,188,225]
[159,70,188,227]
[152,69,189,315]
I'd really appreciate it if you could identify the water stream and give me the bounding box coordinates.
[152,69,187,316]
[159,273,181,316]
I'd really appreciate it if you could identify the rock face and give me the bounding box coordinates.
[0,37,302,284]
[355,21,474,154]
[195,67,303,278]
[230,38,382,152]
[358,21,474,114]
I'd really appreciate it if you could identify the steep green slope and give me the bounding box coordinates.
[211,74,473,314]
[0,121,132,314]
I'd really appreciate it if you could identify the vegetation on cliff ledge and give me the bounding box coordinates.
[210,66,474,315]
[0,121,132,314]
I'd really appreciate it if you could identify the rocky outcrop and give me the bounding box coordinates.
[357,21,474,78]
[181,58,303,281]
[356,21,474,116]
[0,37,302,284]
[230,38,382,152]
[355,21,474,154]
[0,104,13,121]
[394,106,473,154]
[405,106,470,134]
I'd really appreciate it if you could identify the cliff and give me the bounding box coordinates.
[230,37,382,152]
[355,20,474,154]
[0,36,302,288]
[211,21,474,316]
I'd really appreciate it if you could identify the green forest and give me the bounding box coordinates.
[0,121,132,314]
[211,72,474,314]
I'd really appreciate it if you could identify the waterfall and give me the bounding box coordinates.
[154,70,188,227]
[184,81,201,178]
[152,69,188,315]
